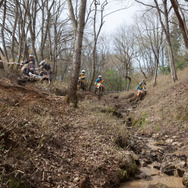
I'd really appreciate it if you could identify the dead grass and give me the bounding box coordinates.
[0,76,139,187]
[131,67,188,135]
[0,67,187,187]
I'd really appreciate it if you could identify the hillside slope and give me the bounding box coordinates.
[0,77,136,188]
[0,68,187,188]
[132,68,188,142]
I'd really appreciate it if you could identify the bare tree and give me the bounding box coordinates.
[0,0,4,8]
[51,1,66,76]
[112,25,135,91]
[136,10,164,86]
[170,0,188,55]
[25,0,39,66]
[134,26,156,77]
[155,0,178,81]
[135,0,178,82]
[1,0,9,62]
[39,0,55,60]
[17,0,30,63]
[67,0,87,107]
[11,0,19,62]
[0,0,72,79]
[87,0,107,91]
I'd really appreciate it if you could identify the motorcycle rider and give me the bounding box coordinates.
[38,60,51,72]
[78,70,86,84]
[95,75,104,93]
[37,60,52,80]
[136,79,146,94]
[22,54,35,75]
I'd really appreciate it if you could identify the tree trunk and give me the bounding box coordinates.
[27,0,38,66]
[11,0,19,63]
[88,2,104,91]
[153,58,159,86]
[40,0,54,60]
[17,1,29,64]
[170,0,188,55]
[67,0,87,107]
[163,1,178,82]
[1,0,9,62]
[154,0,178,82]
[88,3,97,91]
[126,76,131,91]
[124,78,127,91]
[0,47,5,57]
[53,19,58,77]
[0,0,4,8]
[89,44,96,91]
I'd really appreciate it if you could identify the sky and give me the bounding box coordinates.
[101,1,140,34]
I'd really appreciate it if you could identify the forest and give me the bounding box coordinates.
[0,1,187,96]
[0,0,188,187]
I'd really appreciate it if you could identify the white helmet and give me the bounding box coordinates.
[29,54,34,58]
[39,60,45,66]
[81,70,85,74]
[98,75,102,78]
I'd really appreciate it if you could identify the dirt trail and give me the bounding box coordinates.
[0,78,127,187]
[0,72,187,188]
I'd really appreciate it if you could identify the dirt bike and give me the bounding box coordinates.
[78,77,87,91]
[95,83,104,96]
[20,62,34,75]
[137,88,147,100]
[39,70,52,83]
[17,63,51,86]
[79,81,87,91]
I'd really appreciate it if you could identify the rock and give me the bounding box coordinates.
[116,151,138,177]
[135,170,152,180]
[153,161,161,170]
[113,96,119,99]
[179,161,186,168]
[165,139,173,144]
[161,162,175,176]
[150,151,161,162]
[139,160,147,167]
[145,175,153,181]
[42,183,51,188]
[182,171,188,186]
[130,151,139,161]
[146,182,169,188]
[177,142,183,147]
[176,168,186,177]
[73,177,79,183]
[152,133,159,138]
[172,141,179,146]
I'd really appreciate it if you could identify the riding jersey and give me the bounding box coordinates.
[95,78,104,86]
[137,83,145,90]
[24,59,35,71]
[43,64,51,71]
[79,73,86,83]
